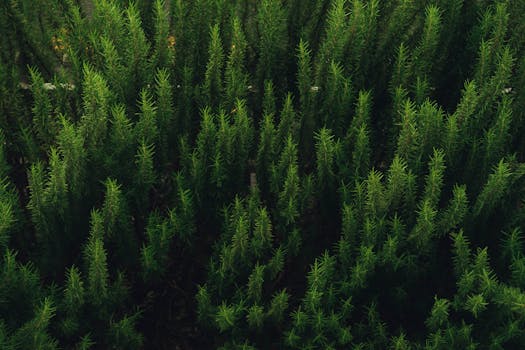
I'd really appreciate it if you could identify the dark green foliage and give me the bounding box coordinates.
[1,1,525,349]
[256,0,288,90]
[202,24,224,110]
[225,17,249,109]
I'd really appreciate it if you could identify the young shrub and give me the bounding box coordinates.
[202,24,224,110]
[225,17,249,109]
[256,0,288,87]
[108,312,144,350]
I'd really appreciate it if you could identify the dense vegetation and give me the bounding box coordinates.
[1,0,525,348]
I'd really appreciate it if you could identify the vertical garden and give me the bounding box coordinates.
[1,0,525,348]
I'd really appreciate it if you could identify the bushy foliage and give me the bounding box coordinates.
[0,0,524,348]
